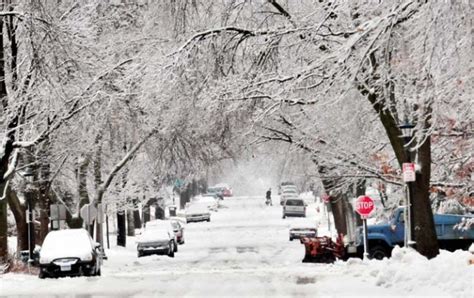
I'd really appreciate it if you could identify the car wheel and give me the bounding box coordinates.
[369,245,389,260]
[174,240,178,253]
[137,250,144,258]
[38,271,48,279]
[289,237,293,241]
[96,268,101,276]
[282,214,286,219]
[207,218,211,222]
[168,243,175,258]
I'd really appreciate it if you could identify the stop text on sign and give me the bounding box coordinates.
[357,201,373,209]
[355,195,375,218]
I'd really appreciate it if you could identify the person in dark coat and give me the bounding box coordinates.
[265,188,272,206]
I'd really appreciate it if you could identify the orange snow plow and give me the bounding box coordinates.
[301,234,345,263]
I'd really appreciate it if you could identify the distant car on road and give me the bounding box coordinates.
[208,183,233,197]
[137,225,176,258]
[282,198,307,218]
[278,181,297,194]
[38,229,102,278]
[185,204,211,223]
[289,219,317,241]
[280,192,299,205]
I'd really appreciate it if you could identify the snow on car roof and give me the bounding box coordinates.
[40,229,93,264]
[139,227,170,242]
[146,219,173,228]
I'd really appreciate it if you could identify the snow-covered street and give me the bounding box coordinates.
[1,196,472,297]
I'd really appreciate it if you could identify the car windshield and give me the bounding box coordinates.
[208,187,224,193]
[285,200,304,206]
[42,229,92,253]
[140,227,169,241]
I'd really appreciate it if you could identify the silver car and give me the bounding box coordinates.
[137,226,175,258]
[282,198,307,218]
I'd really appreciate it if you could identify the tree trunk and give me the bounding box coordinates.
[365,90,439,258]
[77,155,90,230]
[412,135,439,258]
[0,186,8,264]
[94,133,103,244]
[117,211,126,247]
[6,186,28,252]
[329,195,348,236]
[133,209,141,229]
[142,206,150,226]
[37,190,50,245]
[126,209,135,236]
[318,165,347,236]
[155,206,165,220]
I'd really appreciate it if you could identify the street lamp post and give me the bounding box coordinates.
[399,120,415,248]
[23,169,35,265]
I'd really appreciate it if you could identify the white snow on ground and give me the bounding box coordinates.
[1,196,473,297]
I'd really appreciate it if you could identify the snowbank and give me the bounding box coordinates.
[333,247,473,297]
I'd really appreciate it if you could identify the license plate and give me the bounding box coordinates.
[60,265,71,271]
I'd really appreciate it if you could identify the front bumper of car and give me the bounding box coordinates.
[289,229,317,239]
[39,257,97,277]
[186,213,210,222]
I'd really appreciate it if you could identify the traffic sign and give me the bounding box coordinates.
[355,196,375,218]
[80,204,98,224]
[402,163,416,182]
[50,204,67,221]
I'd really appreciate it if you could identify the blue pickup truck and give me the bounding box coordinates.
[349,208,474,259]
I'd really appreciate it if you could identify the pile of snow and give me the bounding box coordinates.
[332,247,473,297]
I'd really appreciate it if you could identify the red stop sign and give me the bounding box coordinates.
[355,196,375,218]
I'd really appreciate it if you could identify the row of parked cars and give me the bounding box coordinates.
[136,189,225,258]
[36,183,229,278]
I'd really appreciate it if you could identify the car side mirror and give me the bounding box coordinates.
[94,242,101,249]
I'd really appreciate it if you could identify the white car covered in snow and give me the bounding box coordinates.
[191,195,219,211]
[38,229,102,278]
[144,220,179,251]
[185,203,211,223]
[137,225,176,258]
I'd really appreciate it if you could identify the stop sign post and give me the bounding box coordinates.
[355,196,375,259]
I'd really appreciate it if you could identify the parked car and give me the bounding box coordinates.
[192,195,219,211]
[137,226,176,258]
[282,198,307,218]
[145,220,178,252]
[185,204,211,223]
[38,229,102,278]
[278,181,296,194]
[208,183,233,197]
[280,193,299,205]
[289,220,317,241]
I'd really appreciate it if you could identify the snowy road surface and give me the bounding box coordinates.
[1,196,473,297]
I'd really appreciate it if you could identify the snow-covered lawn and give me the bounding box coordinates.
[1,196,472,297]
